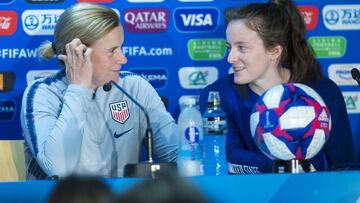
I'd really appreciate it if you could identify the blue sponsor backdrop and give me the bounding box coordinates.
[1,0,360,162]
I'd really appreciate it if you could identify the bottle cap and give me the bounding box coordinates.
[208,91,220,107]
[184,97,197,106]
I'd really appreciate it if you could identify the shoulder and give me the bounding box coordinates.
[309,77,339,89]
[306,77,342,97]
[23,70,66,100]
[305,77,344,109]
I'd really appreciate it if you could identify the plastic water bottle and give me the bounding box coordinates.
[203,91,228,176]
[177,97,204,177]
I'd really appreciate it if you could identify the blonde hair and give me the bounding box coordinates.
[38,3,120,61]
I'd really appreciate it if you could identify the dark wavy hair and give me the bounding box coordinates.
[225,0,323,83]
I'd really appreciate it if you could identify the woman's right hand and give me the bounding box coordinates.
[58,38,94,89]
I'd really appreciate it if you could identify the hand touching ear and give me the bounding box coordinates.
[58,38,94,89]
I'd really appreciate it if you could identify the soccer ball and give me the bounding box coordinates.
[250,83,331,160]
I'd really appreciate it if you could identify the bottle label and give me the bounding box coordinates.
[185,126,200,144]
[204,117,227,135]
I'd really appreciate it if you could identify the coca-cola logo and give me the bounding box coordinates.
[0,11,17,36]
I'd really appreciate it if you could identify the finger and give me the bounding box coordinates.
[72,38,82,46]
[57,54,67,62]
[65,43,73,66]
[75,44,88,58]
[59,54,71,78]
[68,39,79,59]
[70,38,82,51]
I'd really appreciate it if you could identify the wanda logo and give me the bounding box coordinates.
[0,11,17,36]
[298,5,319,30]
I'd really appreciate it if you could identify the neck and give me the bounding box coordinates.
[249,67,290,95]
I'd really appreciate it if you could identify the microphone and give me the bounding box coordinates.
[103,80,176,178]
[351,68,360,87]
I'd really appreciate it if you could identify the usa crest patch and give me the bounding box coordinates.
[109,101,130,124]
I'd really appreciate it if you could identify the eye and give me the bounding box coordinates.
[238,45,248,52]
[111,47,119,53]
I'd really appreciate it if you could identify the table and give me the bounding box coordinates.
[0,171,360,203]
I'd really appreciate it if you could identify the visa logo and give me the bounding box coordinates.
[174,8,218,32]
[181,13,212,26]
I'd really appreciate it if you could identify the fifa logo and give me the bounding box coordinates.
[264,111,274,129]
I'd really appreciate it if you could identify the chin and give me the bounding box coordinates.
[105,74,120,83]
[234,77,248,85]
[111,76,120,82]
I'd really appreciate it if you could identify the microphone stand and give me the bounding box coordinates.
[104,81,177,178]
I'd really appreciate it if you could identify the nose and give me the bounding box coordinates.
[114,48,128,65]
[227,48,238,64]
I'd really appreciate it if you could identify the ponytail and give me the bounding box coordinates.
[271,0,323,82]
[37,40,56,60]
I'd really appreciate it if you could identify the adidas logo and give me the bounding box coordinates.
[318,109,329,122]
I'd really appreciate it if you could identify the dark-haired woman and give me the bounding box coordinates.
[200,0,355,174]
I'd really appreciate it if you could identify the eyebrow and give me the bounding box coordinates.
[106,46,120,52]
[226,41,249,46]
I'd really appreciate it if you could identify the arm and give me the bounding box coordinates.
[226,111,273,174]
[322,80,355,169]
[21,38,95,177]
[21,82,93,177]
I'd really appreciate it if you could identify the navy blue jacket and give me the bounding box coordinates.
[200,74,355,174]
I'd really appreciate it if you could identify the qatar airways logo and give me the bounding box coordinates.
[22,9,64,35]
[323,5,360,30]
[298,5,319,30]
[124,8,169,33]
[0,11,17,36]
[174,8,219,32]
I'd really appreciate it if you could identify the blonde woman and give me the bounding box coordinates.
[21,3,178,179]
